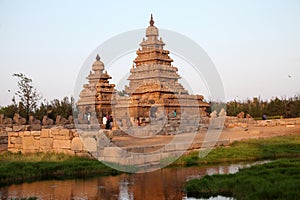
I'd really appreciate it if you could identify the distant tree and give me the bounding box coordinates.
[34,100,48,121]
[265,97,284,117]
[0,105,17,119]
[48,97,74,120]
[13,73,41,120]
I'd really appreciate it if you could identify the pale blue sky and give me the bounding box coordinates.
[0,0,299,106]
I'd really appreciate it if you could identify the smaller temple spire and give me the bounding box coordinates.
[96,54,100,61]
[149,14,154,26]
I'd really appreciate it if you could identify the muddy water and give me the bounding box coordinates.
[0,161,269,200]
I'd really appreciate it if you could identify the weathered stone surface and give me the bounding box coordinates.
[13,113,26,125]
[42,116,54,125]
[40,129,50,138]
[175,143,190,151]
[10,136,21,144]
[28,116,41,125]
[71,137,83,151]
[71,129,79,137]
[8,132,19,137]
[30,124,42,131]
[144,153,161,163]
[76,55,116,125]
[40,138,53,149]
[22,136,39,150]
[55,115,68,125]
[53,139,71,149]
[5,127,12,131]
[14,143,22,149]
[82,137,97,152]
[13,125,25,132]
[31,131,41,136]
[7,136,14,148]
[51,128,72,140]
[0,114,13,126]
[23,131,31,136]
[164,144,176,152]
[102,147,124,157]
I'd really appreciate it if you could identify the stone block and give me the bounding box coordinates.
[22,136,39,150]
[23,131,31,136]
[71,129,79,137]
[82,137,97,152]
[40,129,51,138]
[118,157,132,166]
[8,140,14,148]
[227,123,235,128]
[10,136,21,144]
[286,125,295,128]
[31,124,42,131]
[144,153,161,163]
[71,137,84,151]
[103,156,122,164]
[164,144,176,152]
[53,139,71,149]
[51,128,72,140]
[14,143,22,149]
[13,125,25,132]
[34,139,40,149]
[0,144,7,151]
[31,131,41,136]
[103,147,123,157]
[175,143,190,151]
[0,132,7,137]
[40,138,53,149]
[131,155,146,165]
[8,132,19,137]
[5,127,13,131]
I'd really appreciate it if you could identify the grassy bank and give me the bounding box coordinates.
[185,158,300,199]
[0,152,119,186]
[174,135,300,166]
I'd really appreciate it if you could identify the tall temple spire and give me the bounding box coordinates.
[96,54,100,61]
[149,13,154,26]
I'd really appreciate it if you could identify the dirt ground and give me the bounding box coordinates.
[112,125,300,148]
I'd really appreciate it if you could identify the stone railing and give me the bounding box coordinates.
[0,114,75,132]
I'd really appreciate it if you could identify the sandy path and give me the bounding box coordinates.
[112,125,300,148]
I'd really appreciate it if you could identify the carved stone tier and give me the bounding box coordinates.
[120,15,209,132]
[76,55,116,125]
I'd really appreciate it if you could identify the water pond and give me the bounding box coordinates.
[0,161,269,199]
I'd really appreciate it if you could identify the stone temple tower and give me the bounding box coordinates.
[114,14,209,133]
[76,54,115,126]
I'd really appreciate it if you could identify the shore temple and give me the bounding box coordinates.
[76,15,209,134]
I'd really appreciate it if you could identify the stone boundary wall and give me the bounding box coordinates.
[0,132,8,152]
[225,117,300,129]
[1,118,300,163]
[5,128,89,156]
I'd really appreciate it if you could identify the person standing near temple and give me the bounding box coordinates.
[137,117,141,126]
[102,114,107,129]
[106,114,110,129]
[109,116,113,129]
[87,112,91,124]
